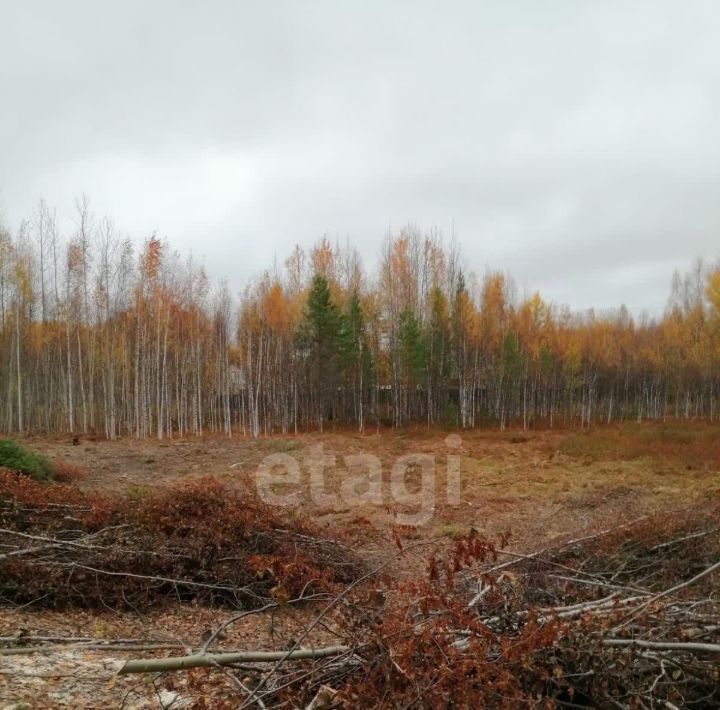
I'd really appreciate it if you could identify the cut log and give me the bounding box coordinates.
[119,645,350,674]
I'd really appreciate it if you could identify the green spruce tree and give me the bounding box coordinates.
[300,274,342,427]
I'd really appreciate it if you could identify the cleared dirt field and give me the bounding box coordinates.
[2,422,719,707]
[27,422,720,555]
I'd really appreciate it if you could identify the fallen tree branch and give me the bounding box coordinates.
[0,526,131,551]
[602,638,720,654]
[0,543,59,560]
[36,560,259,596]
[239,541,433,708]
[480,515,655,576]
[1,642,194,656]
[616,558,720,629]
[118,645,350,674]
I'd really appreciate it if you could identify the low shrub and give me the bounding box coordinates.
[50,460,86,482]
[434,523,469,539]
[0,439,54,482]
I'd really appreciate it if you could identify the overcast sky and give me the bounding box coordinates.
[1,1,719,314]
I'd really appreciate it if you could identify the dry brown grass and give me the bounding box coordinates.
[50,460,86,483]
[558,420,720,468]
[20,420,720,560]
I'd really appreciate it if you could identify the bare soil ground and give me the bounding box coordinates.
[2,423,719,707]
[26,425,720,561]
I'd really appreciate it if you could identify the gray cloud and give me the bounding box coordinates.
[2,0,719,315]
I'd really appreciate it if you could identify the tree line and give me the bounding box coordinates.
[1,198,719,437]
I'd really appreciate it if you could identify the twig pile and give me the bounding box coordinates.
[106,509,720,708]
[337,508,720,708]
[0,469,362,610]
[2,467,718,708]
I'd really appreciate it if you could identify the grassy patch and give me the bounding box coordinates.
[0,439,54,482]
[263,438,303,453]
[558,421,720,468]
[434,523,470,540]
[125,483,151,500]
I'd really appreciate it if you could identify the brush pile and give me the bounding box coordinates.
[0,469,361,610]
[337,507,720,708]
[1,467,718,708]
[112,508,719,708]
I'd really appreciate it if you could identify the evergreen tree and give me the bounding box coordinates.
[398,308,427,421]
[300,274,342,426]
[339,291,374,429]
